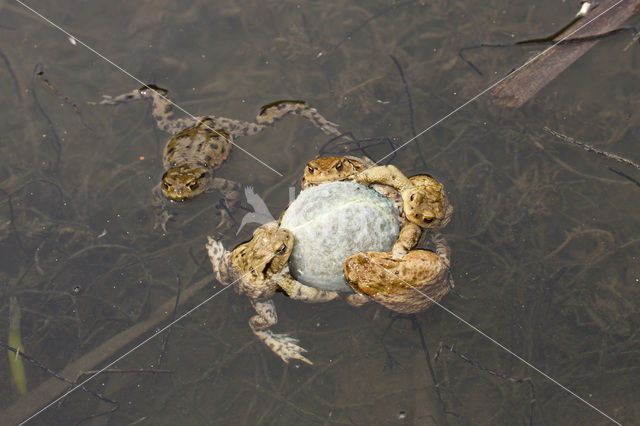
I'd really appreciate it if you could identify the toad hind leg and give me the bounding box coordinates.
[249,299,312,365]
[216,100,342,139]
[251,100,342,138]
[96,85,200,134]
[97,88,341,139]
[97,85,261,136]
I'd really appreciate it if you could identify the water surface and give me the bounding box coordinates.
[0,0,638,424]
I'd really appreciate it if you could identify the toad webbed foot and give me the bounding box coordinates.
[151,184,174,232]
[249,299,312,364]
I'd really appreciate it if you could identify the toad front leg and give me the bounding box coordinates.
[149,177,243,233]
[354,165,413,191]
[277,273,339,303]
[391,222,422,257]
[277,272,369,307]
[249,100,342,138]
[356,166,452,229]
[151,184,172,232]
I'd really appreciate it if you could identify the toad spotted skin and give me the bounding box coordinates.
[207,222,366,365]
[301,156,404,221]
[354,165,453,229]
[97,85,342,230]
[303,157,454,312]
[302,156,373,188]
[344,232,453,314]
[207,158,455,363]
[301,156,425,254]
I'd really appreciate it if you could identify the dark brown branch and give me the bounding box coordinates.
[491,0,640,107]
[544,126,640,170]
[2,275,213,424]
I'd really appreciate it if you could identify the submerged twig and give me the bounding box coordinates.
[36,68,81,114]
[326,0,417,56]
[1,341,120,409]
[544,126,640,170]
[36,67,94,131]
[31,64,62,170]
[389,55,427,170]
[318,132,398,165]
[379,314,457,422]
[435,343,536,426]
[459,27,636,76]
[608,167,640,187]
[411,316,458,419]
[79,368,174,377]
[0,49,21,101]
[157,268,182,367]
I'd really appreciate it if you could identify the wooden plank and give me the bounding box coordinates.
[491,0,640,108]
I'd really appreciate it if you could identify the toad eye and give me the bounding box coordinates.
[307,165,315,174]
[410,193,415,202]
[276,244,287,255]
[162,182,170,190]
[335,161,343,171]
[188,181,199,190]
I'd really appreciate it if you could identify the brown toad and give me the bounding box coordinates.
[301,156,455,309]
[301,155,453,276]
[207,222,368,365]
[97,85,341,230]
[344,232,452,314]
[207,158,454,364]
[354,164,453,229]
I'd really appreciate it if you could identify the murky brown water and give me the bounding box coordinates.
[1,0,639,424]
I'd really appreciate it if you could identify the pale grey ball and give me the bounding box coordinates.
[280,181,399,291]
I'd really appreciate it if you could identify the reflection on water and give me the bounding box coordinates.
[0,0,638,424]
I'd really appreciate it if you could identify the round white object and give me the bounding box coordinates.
[280,181,399,291]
